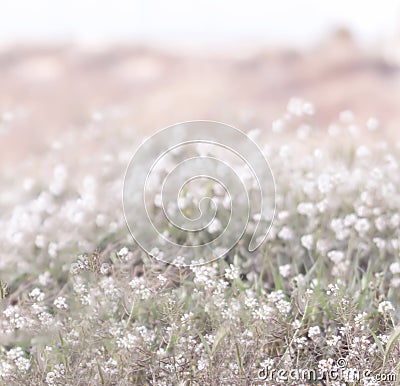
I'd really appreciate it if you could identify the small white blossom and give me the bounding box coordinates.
[390,262,400,275]
[54,296,68,310]
[46,363,65,385]
[327,283,339,296]
[29,287,45,302]
[117,247,129,258]
[326,335,341,347]
[301,234,314,250]
[279,264,291,278]
[308,326,321,338]
[278,226,294,240]
[224,264,240,280]
[355,218,370,236]
[208,218,222,234]
[378,301,395,314]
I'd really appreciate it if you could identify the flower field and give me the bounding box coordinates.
[1,100,400,385]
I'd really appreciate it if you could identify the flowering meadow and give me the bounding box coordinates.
[1,100,400,385]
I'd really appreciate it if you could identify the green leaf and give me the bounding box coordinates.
[212,324,229,355]
[383,327,400,369]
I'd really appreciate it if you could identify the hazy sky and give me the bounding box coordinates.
[0,0,399,47]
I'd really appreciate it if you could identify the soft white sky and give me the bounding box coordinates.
[0,0,399,48]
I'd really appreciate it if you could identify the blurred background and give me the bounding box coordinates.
[1,0,400,165]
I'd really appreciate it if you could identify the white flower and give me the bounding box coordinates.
[339,109,354,123]
[35,234,46,248]
[297,202,315,216]
[244,292,258,309]
[326,335,341,347]
[38,271,52,286]
[260,358,275,369]
[129,278,151,300]
[287,98,314,116]
[316,239,329,255]
[294,336,308,349]
[277,210,290,220]
[272,118,285,132]
[390,277,400,288]
[378,334,390,345]
[366,117,380,131]
[373,237,386,250]
[157,274,167,283]
[0,361,13,378]
[180,312,194,324]
[15,357,31,373]
[356,146,370,157]
[378,301,395,314]
[267,290,285,303]
[48,242,58,258]
[278,226,293,241]
[29,288,45,302]
[292,319,301,329]
[279,264,291,278]
[54,296,68,310]
[344,214,357,227]
[318,358,334,372]
[197,358,208,371]
[252,304,273,321]
[354,312,368,330]
[7,347,24,360]
[102,358,118,375]
[150,247,163,259]
[328,124,340,136]
[331,218,350,240]
[390,214,400,228]
[308,326,321,338]
[326,283,339,297]
[276,299,291,316]
[331,259,350,277]
[100,263,112,275]
[208,218,222,234]
[317,174,333,194]
[301,234,314,250]
[117,247,129,258]
[390,262,400,275]
[297,124,311,139]
[46,371,56,385]
[375,216,386,232]
[355,218,370,236]
[225,264,240,280]
[327,250,345,264]
[45,363,65,385]
[172,255,185,267]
